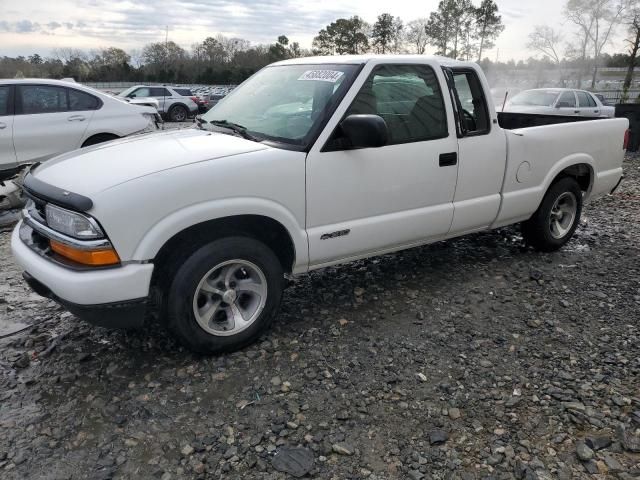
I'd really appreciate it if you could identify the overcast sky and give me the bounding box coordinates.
[0,0,629,61]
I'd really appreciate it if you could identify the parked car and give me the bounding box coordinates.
[503,88,615,117]
[0,79,160,181]
[117,85,198,121]
[12,56,626,354]
[195,94,211,113]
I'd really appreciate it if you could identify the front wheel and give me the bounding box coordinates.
[521,177,583,252]
[166,237,284,354]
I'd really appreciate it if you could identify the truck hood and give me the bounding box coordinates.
[32,128,269,196]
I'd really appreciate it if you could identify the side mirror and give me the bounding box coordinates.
[340,114,388,149]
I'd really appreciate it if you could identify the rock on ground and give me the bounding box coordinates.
[1,153,640,479]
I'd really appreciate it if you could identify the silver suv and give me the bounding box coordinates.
[118,85,198,122]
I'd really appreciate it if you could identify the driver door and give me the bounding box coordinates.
[306,61,459,267]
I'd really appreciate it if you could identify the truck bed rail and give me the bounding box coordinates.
[497,112,605,130]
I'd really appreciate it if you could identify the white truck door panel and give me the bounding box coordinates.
[13,85,90,164]
[0,85,17,172]
[448,69,506,234]
[306,61,459,266]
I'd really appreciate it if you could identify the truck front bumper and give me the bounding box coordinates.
[11,222,154,328]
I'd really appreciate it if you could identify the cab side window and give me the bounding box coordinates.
[452,70,490,134]
[345,64,448,145]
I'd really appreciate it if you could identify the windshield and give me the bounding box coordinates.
[201,64,359,147]
[509,90,559,107]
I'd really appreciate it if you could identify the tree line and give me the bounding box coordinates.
[1,0,638,89]
[312,0,504,60]
[0,0,505,84]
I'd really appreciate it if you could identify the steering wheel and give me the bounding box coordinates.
[461,109,476,131]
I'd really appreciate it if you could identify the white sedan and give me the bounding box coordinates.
[0,79,161,180]
[503,88,615,118]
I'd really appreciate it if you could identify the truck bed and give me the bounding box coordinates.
[497,112,605,130]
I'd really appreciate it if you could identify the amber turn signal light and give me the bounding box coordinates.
[50,240,120,266]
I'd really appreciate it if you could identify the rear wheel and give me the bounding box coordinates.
[166,237,284,354]
[521,177,582,251]
[168,105,188,122]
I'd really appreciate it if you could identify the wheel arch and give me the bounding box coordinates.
[543,154,595,199]
[81,132,120,148]
[152,214,298,274]
[168,102,190,113]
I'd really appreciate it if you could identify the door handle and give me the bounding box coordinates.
[67,115,86,122]
[594,110,600,113]
[439,152,457,167]
[574,110,580,114]
[0,122,6,129]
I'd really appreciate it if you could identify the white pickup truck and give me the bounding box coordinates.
[11,55,626,354]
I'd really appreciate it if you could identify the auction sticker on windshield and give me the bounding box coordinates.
[298,70,344,83]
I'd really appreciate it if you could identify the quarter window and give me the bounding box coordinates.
[346,64,447,145]
[19,85,68,114]
[69,89,100,111]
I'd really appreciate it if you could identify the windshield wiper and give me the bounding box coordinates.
[204,118,260,142]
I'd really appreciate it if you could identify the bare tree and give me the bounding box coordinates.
[406,18,429,54]
[564,0,631,88]
[528,25,564,64]
[52,47,86,64]
[623,3,640,97]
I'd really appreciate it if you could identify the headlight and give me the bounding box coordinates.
[45,204,104,240]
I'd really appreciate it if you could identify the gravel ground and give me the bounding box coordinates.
[0,153,639,480]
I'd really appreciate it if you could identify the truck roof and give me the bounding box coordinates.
[272,55,478,69]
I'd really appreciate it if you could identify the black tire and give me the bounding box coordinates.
[521,177,583,252]
[168,105,188,122]
[81,133,119,147]
[166,237,284,354]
